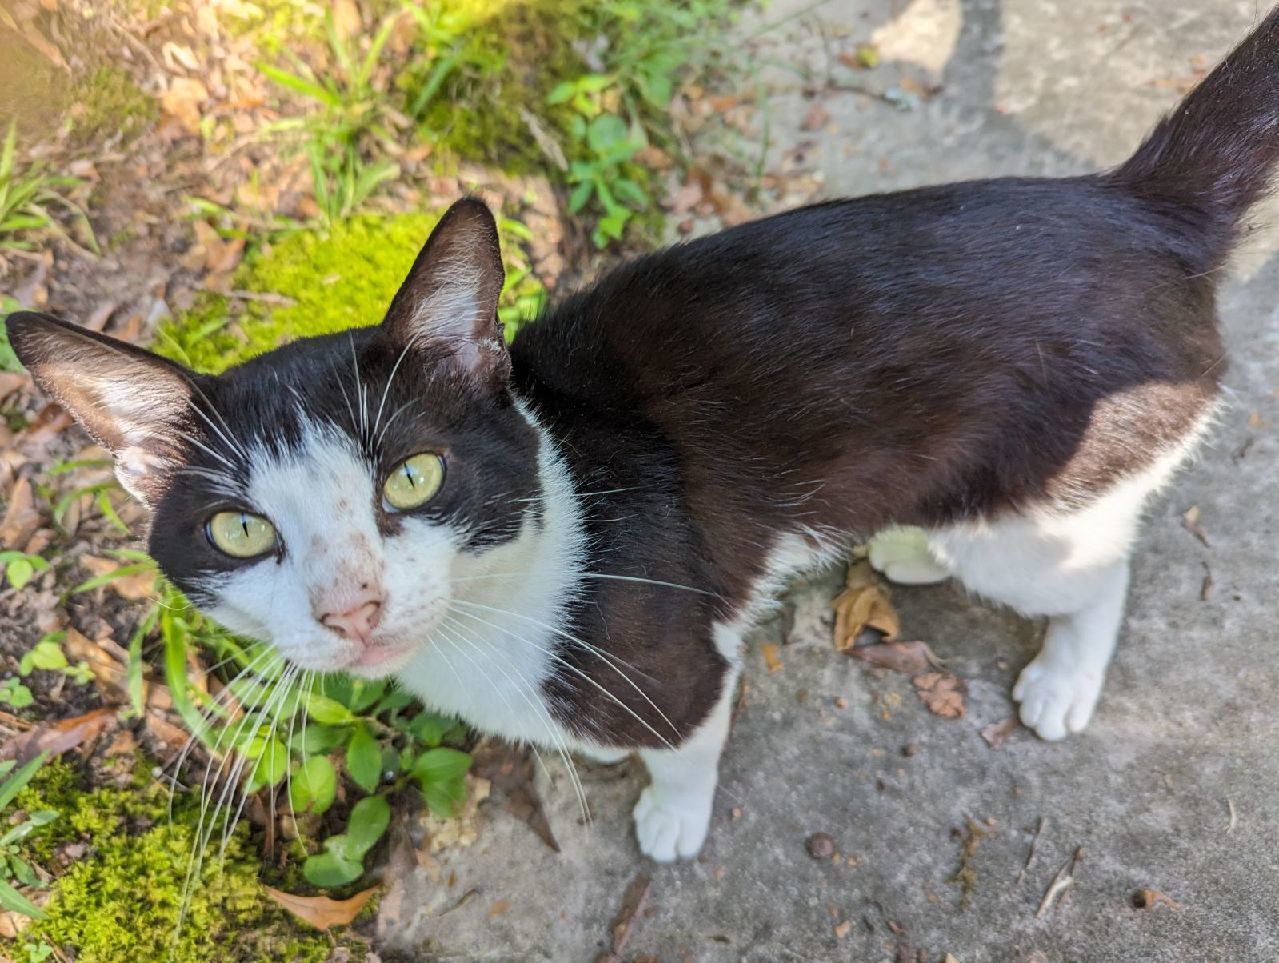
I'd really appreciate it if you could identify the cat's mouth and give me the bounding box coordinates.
[342,637,420,677]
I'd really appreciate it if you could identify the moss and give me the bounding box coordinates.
[72,66,157,144]
[157,212,544,373]
[13,761,336,963]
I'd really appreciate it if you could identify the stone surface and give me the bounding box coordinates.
[382,2,1279,959]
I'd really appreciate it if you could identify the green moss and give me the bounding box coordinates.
[157,212,544,373]
[72,67,157,144]
[13,761,336,963]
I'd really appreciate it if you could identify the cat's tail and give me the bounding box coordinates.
[1110,6,1279,265]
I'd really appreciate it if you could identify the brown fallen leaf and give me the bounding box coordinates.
[980,717,1018,749]
[0,908,35,938]
[801,103,831,131]
[0,371,29,400]
[832,559,900,649]
[912,672,965,719]
[488,899,510,918]
[607,873,650,957]
[761,643,783,673]
[161,77,209,134]
[0,707,115,765]
[848,639,939,675]
[1131,888,1180,911]
[64,626,128,696]
[264,885,376,929]
[78,555,156,601]
[0,477,40,550]
[1181,505,1210,547]
[331,0,363,40]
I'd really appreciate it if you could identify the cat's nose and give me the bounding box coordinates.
[319,599,382,642]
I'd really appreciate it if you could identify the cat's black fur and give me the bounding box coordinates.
[9,9,1279,748]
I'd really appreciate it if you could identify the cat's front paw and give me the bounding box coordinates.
[1012,658,1103,741]
[867,527,950,585]
[633,785,712,862]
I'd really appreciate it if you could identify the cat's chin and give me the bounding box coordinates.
[343,639,421,678]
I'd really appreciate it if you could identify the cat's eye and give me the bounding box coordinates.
[383,453,445,511]
[206,511,278,559]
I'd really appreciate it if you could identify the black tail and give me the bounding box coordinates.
[1111,6,1279,263]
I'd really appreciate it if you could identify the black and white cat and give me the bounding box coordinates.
[8,9,1278,862]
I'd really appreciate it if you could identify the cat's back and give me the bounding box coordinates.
[513,176,1217,414]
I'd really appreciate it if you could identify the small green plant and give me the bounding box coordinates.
[0,678,34,709]
[2,295,22,372]
[0,754,56,919]
[0,125,95,253]
[258,12,407,222]
[0,550,49,591]
[549,78,649,245]
[19,632,94,686]
[75,551,471,893]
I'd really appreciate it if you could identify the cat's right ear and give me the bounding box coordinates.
[5,311,196,507]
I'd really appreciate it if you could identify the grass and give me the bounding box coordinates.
[252,0,738,246]
[0,125,95,254]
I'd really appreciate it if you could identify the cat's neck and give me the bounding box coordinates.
[393,400,589,745]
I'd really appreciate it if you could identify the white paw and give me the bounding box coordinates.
[1013,658,1103,741]
[867,527,950,585]
[633,785,712,862]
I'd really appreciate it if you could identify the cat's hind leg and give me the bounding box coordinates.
[928,502,1142,741]
[868,526,951,585]
[634,661,738,862]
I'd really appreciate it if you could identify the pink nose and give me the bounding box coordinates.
[320,600,382,641]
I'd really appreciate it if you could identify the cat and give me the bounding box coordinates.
[8,8,1279,863]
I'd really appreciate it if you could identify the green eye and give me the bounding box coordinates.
[207,511,278,558]
[384,453,445,511]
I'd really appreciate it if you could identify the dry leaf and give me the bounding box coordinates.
[0,477,40,549]
[847,639,938,674]
[801,104,830,131]
[1131,887,1180,911]
[331,0,362,40]
[0,371,29,400]
[1181,505,1210,547]
[0,908,34,938]
[980,717,1018,748]
[912,672,965,719]
[264,885,376,929]
[79,555,156,601]
[487,899,510,918]
[832,559,900,649]
[0,707,115,765]
[64,626,127,695]
[667,180,703,214]
[161,77,209,134]
[18,403,73,465]
[162,41,201,73]
[761,643,783,673]
[144,708,190,754]
[607,873,650,957]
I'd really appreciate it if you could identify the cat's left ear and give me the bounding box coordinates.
[382,197,509,391]
[5,311,195,507]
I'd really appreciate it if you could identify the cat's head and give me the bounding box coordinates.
[6,198,544,678]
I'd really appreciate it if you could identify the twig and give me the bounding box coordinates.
[227,290,298,306]
[1017,816,1047,884]
[1036,847,1083,919]
[1226,798,1237,834]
